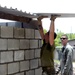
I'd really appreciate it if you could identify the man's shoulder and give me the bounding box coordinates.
[66,44,73,52]
[66,43,73,49]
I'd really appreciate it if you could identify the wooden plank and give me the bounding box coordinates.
[0,6,36,18]
[0,11,32,23]
[33,13,75,18]
[0,6,75,22]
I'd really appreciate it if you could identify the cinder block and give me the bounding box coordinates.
[39,40,42,48]
[8,22,22,28]
[30,59,38,69]
[20,61,29,71]
[1,51,13,63]
[14,72,24,75]
[0,64,7,75]
[35,30,41,39]
[25,50,34,60]
[14,27,24,38]
[25,29,34,38]
[30,40,38,48]
[25,50,29,59]
[35,49,40,58]
[29,50,34,59]
[35,68,42,75]
[20,40,29,49]
[38,59,41,67]
[8,39,19,50]
[0,23,6,26]
[14,50,24,61]
[1,26,13,38]
[8,62,19,74]
[26,70,34,75]
[0,39,7,50]
[0,25,1,37]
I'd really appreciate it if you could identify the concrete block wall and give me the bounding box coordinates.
[0,26,42,75]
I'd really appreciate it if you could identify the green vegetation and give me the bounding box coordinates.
[44,29,47,34]
[54,59,60,64]
[55,31,75,46]
[44,29,75,46]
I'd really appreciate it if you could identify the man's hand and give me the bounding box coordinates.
[37,16,48,21]
[37,16,48,25]
[50,15,57,21]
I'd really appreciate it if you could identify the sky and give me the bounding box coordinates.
[0,0,75,33]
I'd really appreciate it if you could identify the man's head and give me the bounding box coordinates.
[47,31,57,39]
[60,34,68,46]
[44,31,57,42]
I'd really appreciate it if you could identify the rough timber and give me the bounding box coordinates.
[0,6,75,23]
[33,13,75,18]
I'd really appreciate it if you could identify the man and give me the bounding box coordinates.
[56,34,73,75]
[37,15,57,75]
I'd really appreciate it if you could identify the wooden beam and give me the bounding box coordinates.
[0,11,32,23]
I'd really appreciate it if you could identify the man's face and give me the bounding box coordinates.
[44,33,49,42]
[60,35,68,46]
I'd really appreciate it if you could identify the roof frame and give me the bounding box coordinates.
[0,6,35,23]
[0,6,75,23]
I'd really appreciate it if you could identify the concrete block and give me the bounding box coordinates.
[1,51,13,63]
[8,22,22,27]
[0,64,7,75]
[35,49,40,58]
[30,59,38,69]
[20,61,29,71]
[0,39,7,50]
[0,23,6,26]
[25,50,34,60]
[8,62,19,74]
[25,29,34,38]
[0,25,1,37]
[14,27,24,38]
[35,30,41,39]
[14,72,24,75]
[23,21,38,29]
[30,40,38,48]
[26,70,34,75]
[29,50,34,59]
[35,68,42,75]
[8,39,19,50]
[25,50,29,59]
[14,50,24,61]
[20,40,29,49]
[38,59,41,66]
[1,26,13,38]
[39,40,42,48]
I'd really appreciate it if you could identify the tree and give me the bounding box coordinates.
[55,31,64,46]
[44,29,75,46]
[44,29,47,34]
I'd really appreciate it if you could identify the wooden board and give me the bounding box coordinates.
[0,6,75,19]
[33,13,75,18]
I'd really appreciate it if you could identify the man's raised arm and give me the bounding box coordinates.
[49,15,57,45]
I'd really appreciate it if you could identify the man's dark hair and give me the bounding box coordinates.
[47,31,57,39]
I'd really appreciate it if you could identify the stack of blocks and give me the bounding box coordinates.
[0,26,42,75]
